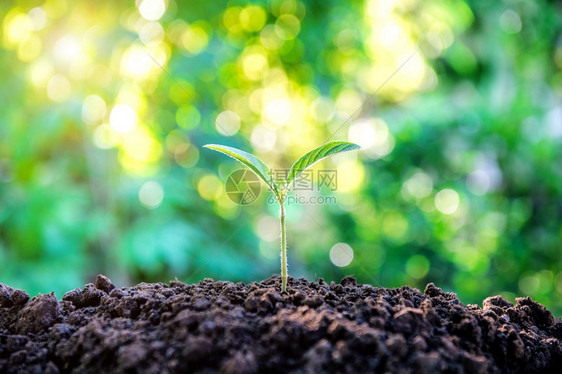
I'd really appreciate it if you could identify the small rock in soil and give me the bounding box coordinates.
[94,274,115,294]
[14,293,59,334]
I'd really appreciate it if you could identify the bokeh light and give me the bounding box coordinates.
[82,95,107,125]
[139,181,165,209]
[330,243,354,267]
[47,74,71,102]
[139,0,166,21]
[406,255,430,279]
[435,189,460,215]
[216,110,241,136]
[110,104,138,134]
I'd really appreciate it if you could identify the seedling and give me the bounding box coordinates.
[203,141,360,291]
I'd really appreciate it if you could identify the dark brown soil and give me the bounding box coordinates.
[1,275,561,373]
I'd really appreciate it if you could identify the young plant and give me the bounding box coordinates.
[203,141,360,291]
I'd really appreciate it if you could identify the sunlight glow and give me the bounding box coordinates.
[348,120,378,149]
[121,45,162,78]
[119,126,162,174]
[366,0,398,20]
[348,118,394,159]
[263,98,291,126]
[110,104,137,133]
[138,0,166,21]
[361,0,452,100]
[373,19,406,48]
[54,36,81,61]
[251,126,277,152]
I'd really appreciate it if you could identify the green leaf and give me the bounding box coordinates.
[286,141,360,190]
[203,144,279,198]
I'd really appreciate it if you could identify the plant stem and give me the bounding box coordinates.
[280,200,287,291]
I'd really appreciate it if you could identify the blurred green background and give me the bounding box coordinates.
[1,0,561,315]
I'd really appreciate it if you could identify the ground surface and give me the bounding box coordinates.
[0,275,561,373]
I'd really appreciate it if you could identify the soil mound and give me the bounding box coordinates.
[1,275,560,373]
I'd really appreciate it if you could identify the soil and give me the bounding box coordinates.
[0,275,561,374]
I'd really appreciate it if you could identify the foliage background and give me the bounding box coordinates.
[1,0,561,315]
